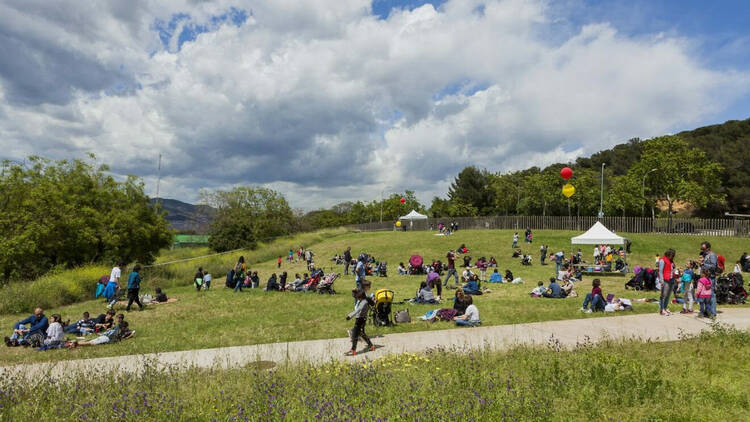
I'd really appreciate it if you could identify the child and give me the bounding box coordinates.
[37,314,64,351]
[530,281,545,297]
[416,281,438,304]
[504,269,514,283]
[696,269,714,318]
[680,261,695,314]
[512,232,519,248]
[581,279,605,313]
[203,271,212,291]
[64,312,95,335]
[277,256,282,269]
[154,287,168,303]
[398,262,407,275]
[346,289,375,355]
[454,295,480,326]
[194,267,204,292]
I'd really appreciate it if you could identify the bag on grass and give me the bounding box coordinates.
[394,309,411,323]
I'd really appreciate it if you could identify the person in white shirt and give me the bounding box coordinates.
[40,314,64,350]
[203,271,212,290]
[110,262,123,285]
[455,295,480,326]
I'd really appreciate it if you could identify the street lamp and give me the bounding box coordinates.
[599,163,605,218]
[641,168,657,217]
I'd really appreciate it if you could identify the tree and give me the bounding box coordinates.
[632,136,724,226]
[448,166,496,215]
[0,156,173,281]
[605,174,643,217]
[203,187,294,252]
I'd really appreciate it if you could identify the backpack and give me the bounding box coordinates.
[225,269,236,288]
[717,254,725,272]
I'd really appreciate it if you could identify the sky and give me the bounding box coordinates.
[1,0,749,210]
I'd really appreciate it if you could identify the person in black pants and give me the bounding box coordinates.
[126,264,144,311]
[345,289,375,356]
[343,247,352,275]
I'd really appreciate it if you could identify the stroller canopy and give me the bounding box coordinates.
[409,254,423,267]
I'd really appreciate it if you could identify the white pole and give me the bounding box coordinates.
[598,163,605,218]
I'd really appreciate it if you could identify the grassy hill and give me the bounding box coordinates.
[1,228,748,365]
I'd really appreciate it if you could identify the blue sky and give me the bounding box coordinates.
[0,0,748,208]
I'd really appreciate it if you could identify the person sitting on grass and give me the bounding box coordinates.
[463,277,481,295]
[461,267,476,283]
[398,262,407,275]
[265,273,281,291]
[462,255,472,268]
[504,269,514,283]
[70,316,133,348]
[250,271,260,289]
[489,268,503,283]
[530,281,546,297]
[416,281,439,304]
[36,314,65,351]
[94,309,116,333]
[154,287,168,303]
[488,257,498,267]
[5,307,48,347]
[512,248,522,258]
[454,295,480,327]
[279,272,288,290]
[453,288,468,315]
[581,278,605,313]
[64,312,96,336]
[543,277,563,298]
[561,278,577,298]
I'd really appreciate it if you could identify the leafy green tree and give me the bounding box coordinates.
[489,172,522,215]
[633,136,724,223]
[0,156,173,281]
[605,174,643,217]
[203,187,294,252]
[448,166,496,215]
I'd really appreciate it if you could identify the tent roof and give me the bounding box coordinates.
[571,221,624,245]
[400,210,428,220]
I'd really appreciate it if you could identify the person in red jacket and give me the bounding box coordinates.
[580,279,605,313]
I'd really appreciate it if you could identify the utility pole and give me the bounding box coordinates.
[598,163,605,218]
[155,154,162,204]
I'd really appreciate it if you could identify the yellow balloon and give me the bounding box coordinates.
[396,221,402,227]
[562,183,575,198]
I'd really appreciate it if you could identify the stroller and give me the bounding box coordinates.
[409,255,425,275]
[716,273,748,305]
[316,272,338,294]
[625,266,644,290]
[371,288,394,326]
[375,261,388,277]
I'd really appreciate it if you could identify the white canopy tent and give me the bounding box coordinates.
[399,210,428,221]
[571,221,625,245]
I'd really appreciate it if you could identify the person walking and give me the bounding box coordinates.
[444,250,459,286]
[658,249,676,316]
[126,264,144,311]
[343,247,352,275]
[194,266,204,292]
[700,241,719,317]
[345,289,375,356]
[540,245,548,265]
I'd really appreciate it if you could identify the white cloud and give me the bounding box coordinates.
[0,0,747,209]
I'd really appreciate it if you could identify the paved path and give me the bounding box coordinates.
[3,308,749,379]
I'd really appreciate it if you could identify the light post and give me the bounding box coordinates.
[641,168,657,217]
[599,163,605,218]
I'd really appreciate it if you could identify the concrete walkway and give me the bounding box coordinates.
[3,308,749,379]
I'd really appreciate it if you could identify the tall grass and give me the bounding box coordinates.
[0,228,350,315]
[0,325,748,421]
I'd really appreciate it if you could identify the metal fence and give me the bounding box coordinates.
[346,216,750,237]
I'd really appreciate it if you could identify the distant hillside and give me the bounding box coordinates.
[150,198,215,233]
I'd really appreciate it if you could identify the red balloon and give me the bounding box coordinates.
[400,197,406,203]
[560,167,573,180]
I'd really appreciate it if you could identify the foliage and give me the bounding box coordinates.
[0,326,748,421]
[448,166,496,215]
[298,191,428,228]
[632,136,724,217]
[0,156,172,281]
[202,186,294,252]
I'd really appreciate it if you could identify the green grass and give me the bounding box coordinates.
[1,325,749,421]
[1,229,748,365]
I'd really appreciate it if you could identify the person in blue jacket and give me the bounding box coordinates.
[5,308,48,347]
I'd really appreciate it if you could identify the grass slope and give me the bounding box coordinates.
[1,229,748,365]
[1,326,749,421]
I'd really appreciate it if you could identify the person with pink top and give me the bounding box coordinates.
[695,268,714,318]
